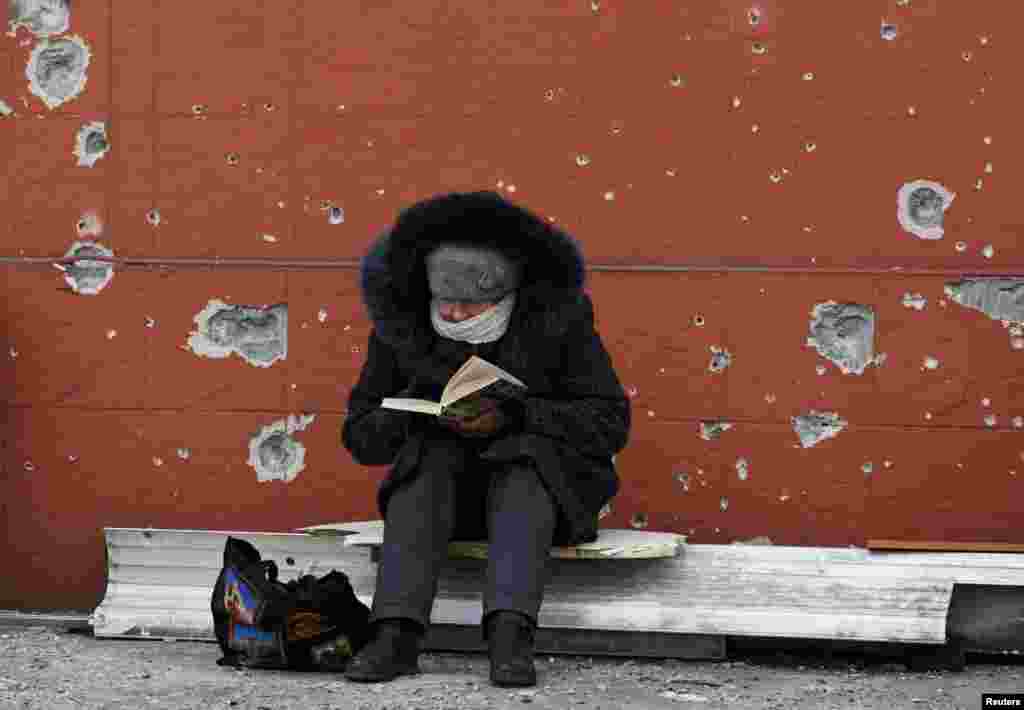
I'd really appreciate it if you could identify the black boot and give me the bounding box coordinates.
[486,610,537,687]
[343,618,423,682]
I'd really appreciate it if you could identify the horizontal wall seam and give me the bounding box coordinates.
[1,405,1020,433]
[2,256,1022,277]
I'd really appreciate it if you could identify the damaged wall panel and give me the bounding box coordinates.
[0,407,359,610]
[5,1,1017,263]
[871,275,1019,429]
[4,1,1024,616]
[2,116,149,260]
[864,427,1024,545]
[0,270,148,408]
[145,115,294,259]
[280,270,370,413]
[617,419,878,548]
[592,272,732,421]
[687,272,884,423]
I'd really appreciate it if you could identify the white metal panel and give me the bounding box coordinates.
[305,521,684,559]
[86,527,1009,645]
[93,529,376,639]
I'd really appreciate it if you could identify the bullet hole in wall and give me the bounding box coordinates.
[792,411,848,448]
[945,279,1024,322]
[8,0,69,37]
[897,180,955,240]
[186,300,288,368]
[63,241,114,295]
[248,414,315,483]
[807,302,876,375]
[708,346,732,373]
[699,420,733,440]
[73,121,109,167]
[26,34,90,109]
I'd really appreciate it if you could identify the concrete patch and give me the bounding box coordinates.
[807,302,876,375]
[73,121,108,167]
[945,278,1024,323]
[247,414,315,483]
[7,0,69,37]
[946,279,1024,350]
[897,180,955,240]
[791,411,848,448]
[26,34,90,109]
[61,240,113,295]
[186,300,288,368]
[699,420,733,440]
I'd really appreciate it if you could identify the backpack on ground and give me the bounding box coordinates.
[210,536,372,671]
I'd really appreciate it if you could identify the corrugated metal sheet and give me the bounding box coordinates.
[92,526,1024,645]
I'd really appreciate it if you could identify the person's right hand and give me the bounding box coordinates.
[438,398,505,438]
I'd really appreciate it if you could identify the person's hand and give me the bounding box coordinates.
[438,397,505,438]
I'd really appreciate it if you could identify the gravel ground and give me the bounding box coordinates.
[0,626,1022,709]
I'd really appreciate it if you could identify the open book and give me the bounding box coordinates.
[380,356,527,417]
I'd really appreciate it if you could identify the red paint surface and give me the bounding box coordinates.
[1,1,1022,610]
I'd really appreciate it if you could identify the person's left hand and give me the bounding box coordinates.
[439,397,505,438]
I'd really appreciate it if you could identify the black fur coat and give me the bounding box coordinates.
[341,192,631,547]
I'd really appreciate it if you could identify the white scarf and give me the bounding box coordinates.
[430,291,517,344]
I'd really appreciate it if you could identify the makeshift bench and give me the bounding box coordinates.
[92,522,1024,661]
[296,519,710,657]
[300,519,685,562]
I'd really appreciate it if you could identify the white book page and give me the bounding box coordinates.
[440,356,527,408]
[443,375,499,408]
[380,398,443,415]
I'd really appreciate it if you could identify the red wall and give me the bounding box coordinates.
[2,1,1021,610]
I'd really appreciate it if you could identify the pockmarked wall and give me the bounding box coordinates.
[1,0,1021,611]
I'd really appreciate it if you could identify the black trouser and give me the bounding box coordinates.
[367,431,558,640]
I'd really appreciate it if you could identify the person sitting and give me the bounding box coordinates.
[341,191,631,687]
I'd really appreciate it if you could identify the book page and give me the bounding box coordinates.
[443,375,499,409]
[380,397,443,416]
[440,356,527,408]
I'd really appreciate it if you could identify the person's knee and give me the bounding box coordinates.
[384,437,477,531]
[490,464,556,518]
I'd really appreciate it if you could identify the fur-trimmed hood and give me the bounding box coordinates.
[359,191,587,353]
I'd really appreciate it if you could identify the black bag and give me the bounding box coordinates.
[211,536,372,671]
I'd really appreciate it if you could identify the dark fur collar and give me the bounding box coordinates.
[359,191,587,354]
